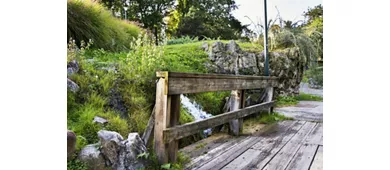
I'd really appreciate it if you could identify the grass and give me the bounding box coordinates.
[67,0,142,51]
[295,93,323,101]
[244,112,293,127]
[276,93,323,107]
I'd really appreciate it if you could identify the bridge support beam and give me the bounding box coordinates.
[154,72,181,164]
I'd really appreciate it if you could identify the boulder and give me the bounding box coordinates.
[67,130,76,158]
[96,130,148,170]
[67,78,79,92]
[78,144,106,170]
[98,130,123,167]
[67,60,79,76]
[117,133,147,170]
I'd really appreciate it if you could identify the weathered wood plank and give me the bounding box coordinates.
[261,122,317,170]
[168,95,180,163]
[304,123,323,145]
[186,136,250,169]
[285,144,318,170]
[142,105,155,146]
[195,136,262,170]
[222,120,305,170]
[264,87,274,113]
[158,72,279,80]
[163,101,275,143]
[168,77,279,95]
[238,90,245,133]
[154,77,169,164]
[229,90,241,136]
[309,146,323,170]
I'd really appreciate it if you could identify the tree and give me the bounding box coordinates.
[303,4,323,24]
[169,0,247,40]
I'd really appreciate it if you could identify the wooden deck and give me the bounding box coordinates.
[181,120,323,170]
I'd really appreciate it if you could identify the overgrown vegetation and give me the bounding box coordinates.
[67,0,142,51]
[276,93,323,107]
[244,112,293,127]
[294,93,323,101]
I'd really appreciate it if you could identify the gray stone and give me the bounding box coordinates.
[67,130,76,158]
[67,78,79,92]
[201,42,209,51]
[117,133,147,170]
[78,144,106,170]
[67,60,79,76]
[93,116,109,125]
[98,130,123,167]
[202,41,304,96]
[97,130,148,170]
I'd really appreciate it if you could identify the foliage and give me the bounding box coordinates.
[67,0,142,51]
[304,66,323,87]
[295,93,323,101]
[187,91,231,116]
[169,0,249,40]
[276,96,299,107]
[257,112,294,124]
[244,112,293,126]
[180,106,195,124]
[167,36,199,45]
[67,158,88,170]
[303,4,323,24]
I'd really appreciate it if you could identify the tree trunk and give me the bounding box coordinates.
[154,27,158,46]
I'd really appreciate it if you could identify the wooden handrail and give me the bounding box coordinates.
[157,71,279,95]
[163,101,275,143]
[154,71,277,164]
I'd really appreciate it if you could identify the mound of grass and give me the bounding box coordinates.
[67,0,142,51]
[276,96,299,107]
[295,93,323,101]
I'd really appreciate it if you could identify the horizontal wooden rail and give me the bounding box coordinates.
[163,101,275,143]
[156,72,279,95]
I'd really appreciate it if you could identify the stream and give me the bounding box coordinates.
[180,95,213,137]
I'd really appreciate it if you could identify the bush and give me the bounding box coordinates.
[167,36,199,45]
[67,0,142,51]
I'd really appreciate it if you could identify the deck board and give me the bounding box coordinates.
[182,120,323,170]
[309,146,323,170]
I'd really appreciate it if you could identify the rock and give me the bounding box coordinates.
[201,42,209,51]
[95,130,148,170]
[202,41,303,96]
[67,60,79,76]
[67,78,79,92]
[78,144,106,170]
[98,130,124,167]
[117,133,147,170]
[93,116,108,125]
[67,130,76,158]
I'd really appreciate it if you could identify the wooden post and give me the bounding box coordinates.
[168,94,180,163]
[229,90,241,136]
[265,87,274,113]
[238,90,246,132]
[154,72,169,164]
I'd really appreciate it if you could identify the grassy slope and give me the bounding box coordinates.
[67,0,142,51]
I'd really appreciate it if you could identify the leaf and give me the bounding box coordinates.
[137,152,149,159]
[161,163,171,169]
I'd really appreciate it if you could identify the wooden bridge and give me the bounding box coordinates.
[148,71,323,170]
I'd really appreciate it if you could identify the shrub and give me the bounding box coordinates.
[67,0,142,51]
[167,36,199,45]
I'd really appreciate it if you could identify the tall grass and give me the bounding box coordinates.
[67,0,142,51]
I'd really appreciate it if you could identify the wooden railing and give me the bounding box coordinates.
[153,71,279,164]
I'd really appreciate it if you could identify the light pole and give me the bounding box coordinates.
[263,0,269,76]
[124,6,128,20]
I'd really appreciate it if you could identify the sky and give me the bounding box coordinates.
[232,0,322,31]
